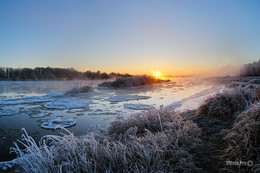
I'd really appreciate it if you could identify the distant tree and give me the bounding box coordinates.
[240,59,260,76]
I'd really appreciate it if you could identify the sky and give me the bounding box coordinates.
[0,0,260,76]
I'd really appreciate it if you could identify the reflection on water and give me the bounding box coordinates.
[0,77,224,161]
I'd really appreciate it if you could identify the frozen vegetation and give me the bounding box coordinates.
[64,85,92,96]
[41,118,77,129]
[12,109,202,172]
[220,102,260,172]
[98,75,170,88]
[240,59,260,76]
[196,87,255,119]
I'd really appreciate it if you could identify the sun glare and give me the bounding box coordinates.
[153,72,161,79]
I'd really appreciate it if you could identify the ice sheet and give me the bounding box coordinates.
[30,112,49,118]
[44,99,90,109]
[163,101,182,111]
[41,118,77,129]
[0,108,19,116]
[105,95,151,102]
[123,103,154,110]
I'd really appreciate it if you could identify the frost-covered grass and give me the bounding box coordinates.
[196,87,255,119]
[221,102,260,172]
[12,108,202,173]
[98,75,170,88]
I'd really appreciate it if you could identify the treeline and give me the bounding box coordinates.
[240,59,260,76]
[0,67,131,80]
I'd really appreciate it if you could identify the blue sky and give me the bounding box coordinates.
[0,0,260,75]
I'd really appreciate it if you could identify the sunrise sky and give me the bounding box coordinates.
[0,0,260,76]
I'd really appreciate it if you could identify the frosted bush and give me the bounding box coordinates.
[196,87,255,119]
[221,102,260,172]
[12,108,202,172]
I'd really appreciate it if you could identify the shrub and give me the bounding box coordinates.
[221,102,260,172]
[98,75,170,88]
[64,85,92,96]
[196,87,255,119]
[12,108,202,172]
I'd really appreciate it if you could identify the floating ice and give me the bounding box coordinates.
[41,118,77,129]
[30,112,49,118]
[105,95,151,102]
[0,108,19,116]
[0,96,52,105]
[0,92,63,105]
[0,159,18,171]
[44,99,90,109]
[163,101,182,111]
[124,103,154,110]
[16,91,29,94]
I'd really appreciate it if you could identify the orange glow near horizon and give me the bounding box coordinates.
[153,72,161,78]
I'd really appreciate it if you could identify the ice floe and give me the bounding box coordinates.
[0,92,63,105]
[123,103,154,110]
[41,118,77,129]
[44,99,90,109]
[30,112,49,118]
[0,96,52,105]
[105,95,151,102]
[16,91,29,94]
[0,108,19,116]
[163,101,182,111]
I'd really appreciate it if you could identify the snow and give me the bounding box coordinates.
[0,107,19,116]
[41,118,77,129]
[124,103,154,110]
[0,159,18,171]
[44,99,90,109]
[181,85,224,102]
[105,95,151,102]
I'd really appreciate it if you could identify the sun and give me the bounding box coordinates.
[153,71,161,79]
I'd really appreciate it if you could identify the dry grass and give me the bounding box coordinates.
[220,102,260,172]
[196,87,255,119]
[98,75,170,88]
[12,108,202,173]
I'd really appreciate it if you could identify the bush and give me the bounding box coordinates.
[221,102,260,172]
[98,75,170,88]
[196,87,255,119]
[12,108,202,172]
[64,85,92,96]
